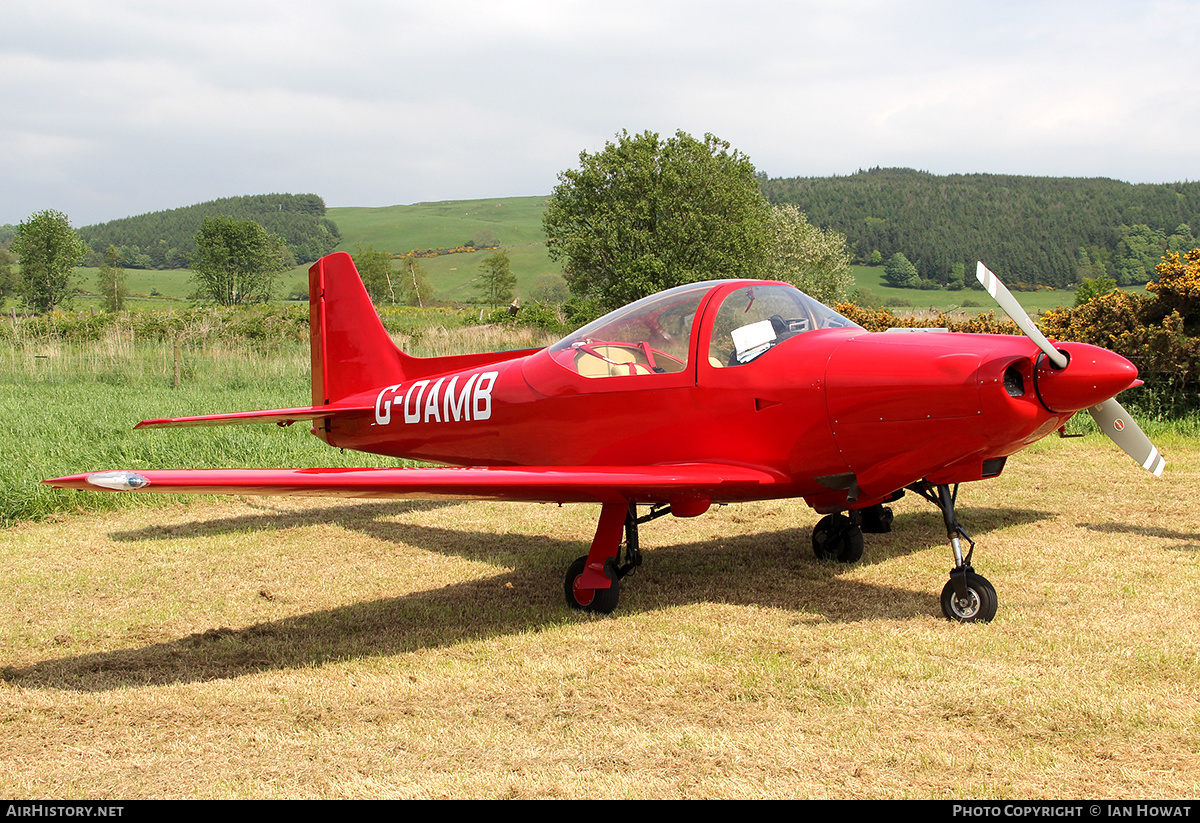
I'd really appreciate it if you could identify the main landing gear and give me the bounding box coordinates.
[811,502,894,563]
[564,501,671,614]
[571,488,998,622]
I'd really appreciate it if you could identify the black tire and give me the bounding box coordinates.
[564,555,621,614]
[811,514,864,563]
[940,572,997,623]
[859,504,894,534]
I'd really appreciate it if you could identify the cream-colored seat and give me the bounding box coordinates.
[575,344,655,377]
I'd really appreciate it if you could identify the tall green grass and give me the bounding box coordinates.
[0,340,364,525]
[1,320,556,526]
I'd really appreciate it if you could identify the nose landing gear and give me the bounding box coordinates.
[909,481,997,623]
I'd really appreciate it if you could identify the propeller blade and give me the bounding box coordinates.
[976,263,1163,477]
[1087,398,1166,477]
[975,262,1068,369]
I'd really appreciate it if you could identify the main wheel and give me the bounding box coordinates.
[811,514,864,563]
[859,504,894,534]
[940,572,997,623]
[564,555,621,614]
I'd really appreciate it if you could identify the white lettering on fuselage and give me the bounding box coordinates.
[374,371,498,426]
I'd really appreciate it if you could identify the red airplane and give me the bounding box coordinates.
[47,255,1164,622]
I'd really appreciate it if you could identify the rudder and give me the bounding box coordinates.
[309,252,407,405]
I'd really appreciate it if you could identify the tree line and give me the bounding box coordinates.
[76,193,341,269]
[761,168,1200,288]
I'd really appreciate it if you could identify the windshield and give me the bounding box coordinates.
[707,284,860,367]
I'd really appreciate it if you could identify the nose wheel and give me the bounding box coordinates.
[940,569,997,622]
[910,481,998,623]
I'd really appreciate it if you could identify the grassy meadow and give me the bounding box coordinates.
[0,323,557,526]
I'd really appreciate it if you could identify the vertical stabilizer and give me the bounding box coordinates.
[309,252,406,405]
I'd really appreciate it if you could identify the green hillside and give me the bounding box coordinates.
[48,179,1186,312]
[763,168,1200,288]
[328,196,561,303]
[330,196,550,250]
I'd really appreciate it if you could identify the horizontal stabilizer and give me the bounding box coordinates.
[135,403,373,429]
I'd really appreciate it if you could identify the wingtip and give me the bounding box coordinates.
[43,471,151,491]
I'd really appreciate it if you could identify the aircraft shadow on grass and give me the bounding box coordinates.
[106,499,462,542]
[4,501,1053,692]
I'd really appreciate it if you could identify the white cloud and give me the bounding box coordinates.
[2,0,1197,225]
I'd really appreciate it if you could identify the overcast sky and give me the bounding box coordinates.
[3,0,1197,227]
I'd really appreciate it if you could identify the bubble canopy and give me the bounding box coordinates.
[549,280,859,377]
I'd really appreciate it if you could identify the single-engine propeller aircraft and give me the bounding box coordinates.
[47,255,1165,622]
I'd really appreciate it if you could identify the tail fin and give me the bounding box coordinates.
[308,252,541,407]
[309,252,406,405]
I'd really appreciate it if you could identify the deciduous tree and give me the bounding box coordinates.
[883,252,920,288]
[400,255,434,308]
[767,204,854,305]
[477,249,516,308]
[529,272,569,304]
[191,216,287,305]
[470,229,499,250]
[98,245,128,312]
[543,130,773,310]
[11,209,86,312]
[353,244,396,305]
[1073,274,1117,307]
[0,245,17,304]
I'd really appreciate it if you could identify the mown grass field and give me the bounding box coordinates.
[1,434,1197,798]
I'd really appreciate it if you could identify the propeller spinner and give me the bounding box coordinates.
[975,262,1165,477]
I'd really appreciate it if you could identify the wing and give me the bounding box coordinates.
[44,464,787,505]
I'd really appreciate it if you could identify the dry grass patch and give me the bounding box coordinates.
[1,437,1198,798]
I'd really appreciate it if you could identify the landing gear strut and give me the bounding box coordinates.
[909,482,997,623]
[564,502,670,614]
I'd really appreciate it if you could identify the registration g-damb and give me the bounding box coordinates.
[374,371,499,426]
